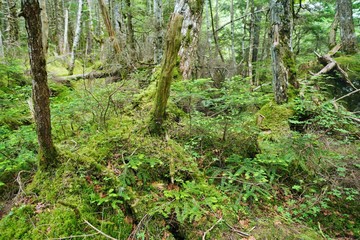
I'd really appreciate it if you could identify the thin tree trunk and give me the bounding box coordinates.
[270,0,297,104]
[68,0,83,75]
[54,0,64,55]
[208,0,224,63]
[98,0,121,54]
[337,0,357,54]
[0,30,4,58]
[125,0,135,57]
[230,0,236,66]
[63,8,69,54]
[153,0,163,64]
[6,0,19,43]
[39,0,49,53]
[248,1,255,84]
[20,0,57,170]
[86,0,94,57]
[149,13,184,135]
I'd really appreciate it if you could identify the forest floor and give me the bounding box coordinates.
[0,55,359,239]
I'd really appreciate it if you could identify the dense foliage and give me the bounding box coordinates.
[0,0,359,239]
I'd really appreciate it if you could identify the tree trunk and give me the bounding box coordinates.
[125,0,135,57]
[329,11,338,50]
[6,0,19,43]
[86,0,94,57]
[175,0,205,80]
[149,13,183,135]
[0,30,4,58]
[54,0,64,55]
[39,0,49,53]
[98,0,121,54]
[68,0,83,75]
[208,0,224,65]
[270,0,297,104]
[252,5,262,85]
[20,0,57,170]
[63,8,69,54]
[337,0,357,54]
[230,0,236,66]
[153,0,163,64]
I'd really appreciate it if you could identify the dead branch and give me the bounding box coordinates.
[84,219,117,240]
[314,44,357,89]
[53,69,121,81]
[333,88,360,102]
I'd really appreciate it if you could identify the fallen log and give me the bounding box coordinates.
[313,44,357,89]
[51,69,121,81]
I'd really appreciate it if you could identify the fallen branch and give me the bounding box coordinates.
[314,45,357,90]
[53,69,121,81]
[84,219,117,240]
[224,221,250,237]
[202,217,223,240]
[333,88,360,102]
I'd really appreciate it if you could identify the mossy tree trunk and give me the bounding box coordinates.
[337,0,357,54]
[149,13,184,135]
[175,0,205,79]
[20,0,57,171]
[270,0,298,104]
[6,0,19,43]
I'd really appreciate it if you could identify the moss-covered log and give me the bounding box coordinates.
[149,14,184,135]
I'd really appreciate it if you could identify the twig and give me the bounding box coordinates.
[50,233,99,239]
[83,219,117,240]
[318,222,327,239]
[202,217,223,240]
[333,88,360,102]
[16,170,31,197]
[224,221,250,237]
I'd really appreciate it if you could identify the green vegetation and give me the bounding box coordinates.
[1,54,358,239]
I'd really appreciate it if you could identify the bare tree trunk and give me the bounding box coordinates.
[86,0,94,57]
[270,0,297,104]
[68,0,83,75]
[149,13,184,135]
[251,4,262,85]
[6,0,19,43]
[54,0,64,55]
[248,0,255,84]
[329,11,338,50]
[98,0,121,54]
[153,0,163,64]
[20,0,57,170]
[337,0,357,54]
[63,8,69,54]
[0,30,4,58]
[230,0,236,66]
[39,0,49,53]
[125,0,135,57]
[208,0,224,64]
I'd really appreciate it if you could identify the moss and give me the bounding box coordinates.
[256,101,293,138]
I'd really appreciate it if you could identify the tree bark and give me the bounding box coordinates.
[270,0,297,104]
[208,0,224,64]
[39,0,49,53]
[68,0,83,75]
[175,0,206,79]
[125,0,135,57]
[329,11,338,50]
[63,8,69,54]
[6,0,19,43]
[20,0,57,170]
[98,0,121,54]
[149,13,183,135]
[153,0,163,64]
[337,0,357,54]
[0,30,4,58]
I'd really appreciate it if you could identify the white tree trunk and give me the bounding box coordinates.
[39,0,48,53]
[153,0,163,64]
[68,0,83,75]
[63,8,69,54]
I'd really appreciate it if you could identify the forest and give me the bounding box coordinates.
[0,0,359,239]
